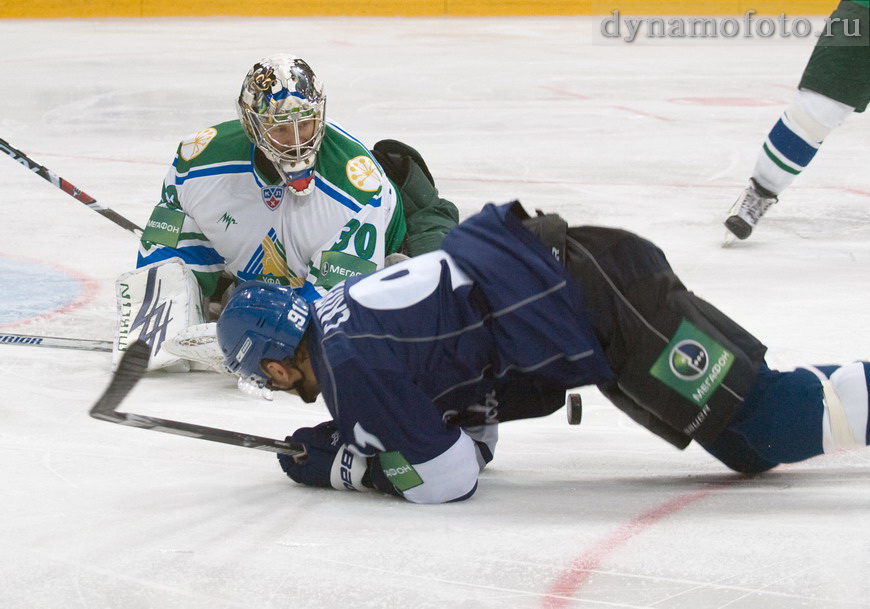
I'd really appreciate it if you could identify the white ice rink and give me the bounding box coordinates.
[1,15,869,608]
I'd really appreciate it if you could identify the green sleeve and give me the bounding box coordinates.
[370,139,460,256]
[191,270,223,299]
[399,161,459,257]
[384,187,408,256]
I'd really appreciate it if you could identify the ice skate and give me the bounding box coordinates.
[724,179,778,241]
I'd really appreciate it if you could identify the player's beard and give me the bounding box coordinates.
[288,338,319,403]
[292,375,320,404]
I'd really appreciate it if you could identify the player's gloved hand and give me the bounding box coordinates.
[278,421,343,487]
[277,422,375,492]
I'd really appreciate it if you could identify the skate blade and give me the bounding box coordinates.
[722,231,738,248]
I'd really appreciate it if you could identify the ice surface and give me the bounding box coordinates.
[1,17,869,609]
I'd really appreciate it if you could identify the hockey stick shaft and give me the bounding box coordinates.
[0,332,112,352]
[0,137,144,236]
[90,340,305,456]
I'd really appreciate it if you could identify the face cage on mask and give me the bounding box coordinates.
[244,108,325,172]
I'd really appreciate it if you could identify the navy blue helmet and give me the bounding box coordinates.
[217,281,312,386]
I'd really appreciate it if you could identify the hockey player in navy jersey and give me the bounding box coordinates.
[217,201,870,504]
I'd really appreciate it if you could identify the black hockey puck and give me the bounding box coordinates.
[566,392,582,425]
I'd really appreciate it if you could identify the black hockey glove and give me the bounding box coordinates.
[278,421,343,487]
[277,421,374,492]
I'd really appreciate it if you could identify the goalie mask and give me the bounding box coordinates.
[236,54,326,195]
[217,281,312,386]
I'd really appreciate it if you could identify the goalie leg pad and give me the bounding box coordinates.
[113,258,205,371]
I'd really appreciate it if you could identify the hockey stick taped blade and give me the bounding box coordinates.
[89,339,305,456]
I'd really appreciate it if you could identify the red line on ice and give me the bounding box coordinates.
[611,105,674,121]
[540,483,730,608]
[0,254,100,329]
[539,85,591,100]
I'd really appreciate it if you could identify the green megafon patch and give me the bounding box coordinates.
[141,206,185,247]
[650,320,735,407]
[318,250,376,290]
[378,451,423,492]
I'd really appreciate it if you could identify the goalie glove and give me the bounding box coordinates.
[113,258,206,372]
[162,323,276,399]
[161,322,227,373]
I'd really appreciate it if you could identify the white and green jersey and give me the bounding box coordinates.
[137,119,406,300]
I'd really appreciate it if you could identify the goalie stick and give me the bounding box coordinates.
[0,332,112,352]
[0,137,144,236]
[90,339,305,456]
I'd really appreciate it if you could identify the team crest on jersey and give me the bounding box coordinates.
[346,156,381,192]
[240,228,300,287]
[261,186,285,210]
[179,128,217,161]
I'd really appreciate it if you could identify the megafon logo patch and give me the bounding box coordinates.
[180,128,217,161]
[669,340,708,381]
[649,320,734,408]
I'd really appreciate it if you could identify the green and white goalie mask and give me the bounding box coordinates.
[236,54,326,195]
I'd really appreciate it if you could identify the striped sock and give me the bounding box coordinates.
[752,89,854,195]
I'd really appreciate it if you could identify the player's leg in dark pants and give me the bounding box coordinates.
[699,362,870,472]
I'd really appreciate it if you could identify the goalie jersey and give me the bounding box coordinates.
[136,119,406,301]
[307,202,615,503]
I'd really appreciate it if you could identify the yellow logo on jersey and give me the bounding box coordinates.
[179,128,218,161]
[346,156,381,192]
[261,234,291,279]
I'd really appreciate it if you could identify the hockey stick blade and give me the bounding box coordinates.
[90,339,151,422]
[90,339,304,456]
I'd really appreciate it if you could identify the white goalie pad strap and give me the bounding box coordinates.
[330,445,374,492]
[806,365,868,452]
[113,258,205,372]
[162,322,227,373]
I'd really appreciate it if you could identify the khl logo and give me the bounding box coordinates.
[261,186,284,210]
[669,340,708,381]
